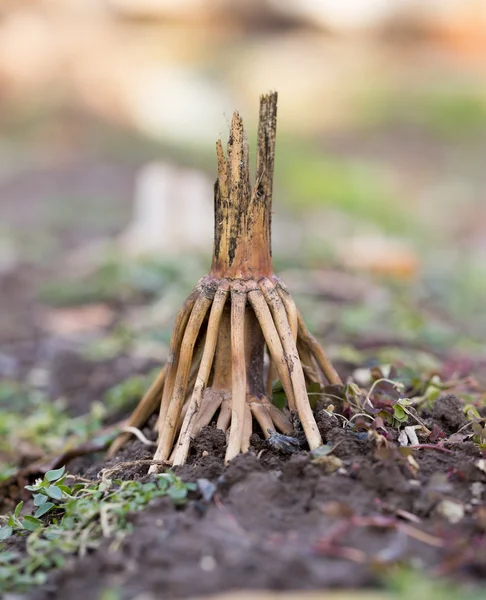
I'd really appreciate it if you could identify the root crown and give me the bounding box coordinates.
[110,93,341,468]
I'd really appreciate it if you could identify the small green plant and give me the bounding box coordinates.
[343,375,413,430]
[463,405,486,449]
[0,466,195,593]
[0,382,106,466]
[387,567,486,600]
[104,369,159,413]
[0,371,159,477]
[39,257,180,307]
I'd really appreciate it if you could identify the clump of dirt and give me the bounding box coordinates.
[430,394,469,435]
[28,395,486,600]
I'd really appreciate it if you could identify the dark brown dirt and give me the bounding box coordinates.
[28,398,486,600]
[1,113,485,598]
[430,395,469,435]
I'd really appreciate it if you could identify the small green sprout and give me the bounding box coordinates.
[0,467,196,593]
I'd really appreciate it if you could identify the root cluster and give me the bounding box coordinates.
[109,91,341,468]
[110,274,341,468]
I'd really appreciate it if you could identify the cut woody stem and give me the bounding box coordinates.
[108,91,342,469]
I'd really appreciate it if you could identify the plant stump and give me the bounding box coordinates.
[109,92,342,469]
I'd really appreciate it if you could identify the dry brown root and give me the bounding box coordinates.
[225,283,247,462]
[170,278,319,466]
[162,278,300,468]
[151,283,216,468]
[171,283,229,465]
[110,275,339,469]
[108,92,342,468]
[259,277,322,450]
[275,276,342,386]
[107,364,167,458]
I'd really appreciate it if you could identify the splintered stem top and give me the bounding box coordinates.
[210,91,278,279]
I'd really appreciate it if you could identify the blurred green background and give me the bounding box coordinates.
[1,5,486,593]
[1,0,486,406]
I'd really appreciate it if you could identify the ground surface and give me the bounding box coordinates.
[27,400,486,600]
[1,106,486,599]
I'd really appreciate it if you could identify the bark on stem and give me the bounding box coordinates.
[211,92,277,279]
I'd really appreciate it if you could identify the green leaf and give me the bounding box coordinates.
[393,404,408,423]
[310,443,335,458]
[1,465,194,594]
[465,405,481,420]
[0,566,13,580]
[0,526,13,540]
[167,486,188,502]
[0,550,18,563]
[347,382,362,398]
[7,514,16,527]
[45,485,63,500]
[14,501,24,518]
[45,466,65,482]
[34,494,48,507]
[397,397,412,406]
[307,381,321,394]
[156,476,169,491]
[424,386,440,403]
[71,483,87,493]
[44,529,62,541]
[34,502,55,518]
[472,422,483,435]
[22,516,43,531]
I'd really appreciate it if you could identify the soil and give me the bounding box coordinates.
[2,261,486,599]
[1,112,486,599]
[26,396,486,600]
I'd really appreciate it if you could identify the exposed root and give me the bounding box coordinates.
[108,92,341,468]
[265,358,278,397]
[113,275,339,469]
[247,287,296,411]
[225,284,247,463]
[297,338,321,384]
[260,277,322,450]
[296,309,342,386]
[150,284,215,471]
[107,365,166,458]
[172,283,229,466]
[249,394,292,437]
[119,426,156,447]
[241,403,253,453]
[215,396,231,432]
[156,281,205,433]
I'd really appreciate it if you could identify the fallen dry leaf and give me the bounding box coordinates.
[436,499,465,524]
[312,454,344,473]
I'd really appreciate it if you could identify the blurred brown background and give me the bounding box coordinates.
[1,0,486,357]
